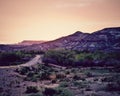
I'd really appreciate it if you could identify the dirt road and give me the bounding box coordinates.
[0,55,42,68]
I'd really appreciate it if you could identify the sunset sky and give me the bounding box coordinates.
[0,0,120,44]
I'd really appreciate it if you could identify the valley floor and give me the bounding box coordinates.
[0,56,120,96]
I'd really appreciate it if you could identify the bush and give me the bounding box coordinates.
[73,81,88,88]
[43,87,74,96]
[86,72,93,77]
[0,52,20,62]
[26,86,39,93]
[75,53,94,66]
[43,88,57,96]
[59,82,69,87]
[55,88,74,96]
[65,70,70,74]
[101,75,120,83]
[0,51,33,66]
[30,76,38,82]
[51,79,57,84]
[28,93,44,96]
[0,52,21,66]
[42,50,120,67]
[43,50,75,66]
[56,72,66,79]
[27,72,35,77]
[73,74,81,80]
[106,83,120,91]
[0,87,3,93]
[18,67,30,75]
[39,71,50,80]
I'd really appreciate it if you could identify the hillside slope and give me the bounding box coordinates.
[23,27,120,51]
[0,27,120,51]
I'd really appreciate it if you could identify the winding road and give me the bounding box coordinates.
[19,55,42,67]
[0,55,42,68]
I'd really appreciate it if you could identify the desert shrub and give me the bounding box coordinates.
[19,64,53,82]
[26,86,39,93]
[0,87,3,93]
[43,87,74,96]
[0,51,33,66]
[42,50,120,67]
[62,77,71,82]
[56,72,66,79]
[75,53,94,66]
[73,81,88,88]
[43,88,57,96]
[101,77,112,82]
[112,66,120,72]
[27,72,35,77]
[0,52,20,61]
[0,52,21,66]
[73,81,82,86]
[93,78,98,81]
[43,50,75,66]
[85,72,93,77]
[75,51,120,66]
[73,74,81,80]
[30,76,38,82]
[24,76,38,82]
[106,82,120,91]
[18,67,30,75]
[28,93,44,96]
[101,75,120,83]
[90,93,101,96]
[85,87,92,91]
[65,70,70,74]
[26,50,44,55]
[59,82,69,87]
[71,68,79,73]
[56,88,74,96]
[39,71,50,80]
[51,79,57,84]
[49,73,56,80]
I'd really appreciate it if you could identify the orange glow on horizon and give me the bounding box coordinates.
[0,0,120,44]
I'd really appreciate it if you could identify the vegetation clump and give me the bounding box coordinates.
[43,87,74,96]
[0,51,33,66]
[26,86,39,94]
[43,50,120,67]
[106,82,120,91]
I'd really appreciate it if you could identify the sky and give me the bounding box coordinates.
[0,0,120,44]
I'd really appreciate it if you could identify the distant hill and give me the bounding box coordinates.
[0,40,46,51]
[18,40,46,45]
[0,27,120,52]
